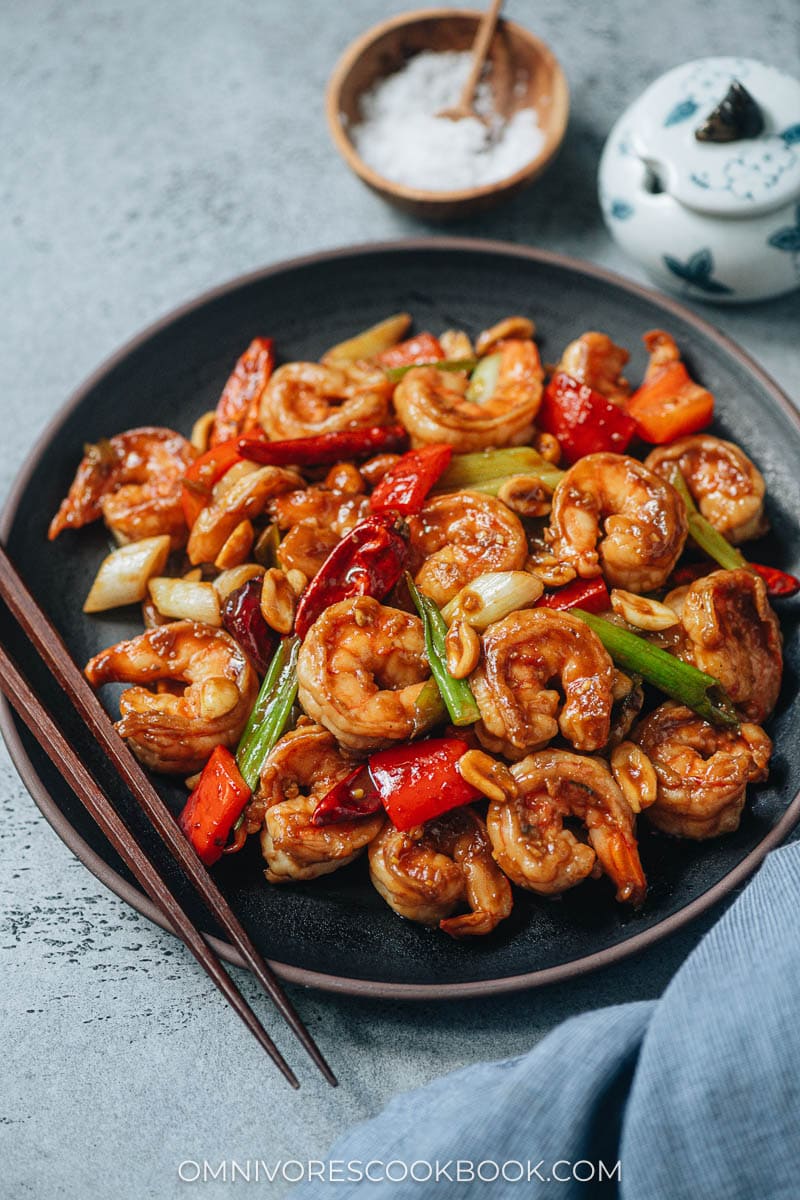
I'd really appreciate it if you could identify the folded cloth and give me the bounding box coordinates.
[293,842,800,1198]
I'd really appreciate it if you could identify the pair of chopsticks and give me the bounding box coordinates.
[0,543,335,1089]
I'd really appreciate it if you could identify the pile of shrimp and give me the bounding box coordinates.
[52,312,788,940]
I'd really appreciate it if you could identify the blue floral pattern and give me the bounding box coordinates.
[663,249,733,294]
[768,205,800,254]
[664,98,699,127]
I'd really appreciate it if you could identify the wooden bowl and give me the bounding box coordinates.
[326,8,569,221]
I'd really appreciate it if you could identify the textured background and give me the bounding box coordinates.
[2,2,798,1197]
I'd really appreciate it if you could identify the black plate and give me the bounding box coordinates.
[3,239,799,998]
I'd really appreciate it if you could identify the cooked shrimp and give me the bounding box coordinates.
[408,491,528,607]
[270,474,370,578]
[546,452,688,592]
[663,569,782,723]
[49,427,196,548]
[257,724,384,883]
[85,621,258,774]
[556,331,630,404]
[393,339,543,451]
[187,461,301,565]
[296,597,430,754]
[487,750,646,904]
[258,361,392,441]
[368,808,513,937]
[470,609,616,759]
[632,702,771,839]
[645,434,767,544]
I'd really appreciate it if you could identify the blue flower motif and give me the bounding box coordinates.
[780,124,800,145]
[662,249,733,294]
[610,200,634,220]
[768,205,800,253]
[664,98,699,127]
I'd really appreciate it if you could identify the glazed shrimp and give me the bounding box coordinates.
[556,331,630,404]
[270,466,370,578]
[393,339,543,451]
[187,461,302,565]
[663,569,782,724]
[368,808,513,937]
[49,426,196,548]
[645,434,767,544]
[470,609,616,759]
[257,724,384,883]
[632,702,771,839]
[546,452,688,592]
[258,361,392,441]
[408,491,528,607]
[296,597,431,754]
[487,750,646,905]
[85,621,258,774]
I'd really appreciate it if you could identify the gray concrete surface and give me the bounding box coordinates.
[1,2,798,1196]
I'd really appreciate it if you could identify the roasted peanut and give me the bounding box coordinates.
[445,619,481,678]
[214,518,255,570]
[611,741,658,813]
[611,588,680,632]
[457,749,519,803]
[260,567,297,635]
[497,475,554,518]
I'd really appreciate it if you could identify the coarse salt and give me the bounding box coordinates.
[349,50,545,192]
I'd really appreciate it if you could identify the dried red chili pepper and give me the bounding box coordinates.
[369,444,453,515]
[293,513,409,639]
[671,559,800,598]
[220,577,277,675]
[237,424,408,468]
[309,764,380,826]
[537,576,612,614]
[751,563,800,597]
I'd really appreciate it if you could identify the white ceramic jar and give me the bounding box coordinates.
[599,58,800,303]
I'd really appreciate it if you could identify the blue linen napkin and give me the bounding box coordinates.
[293,842,800,1197]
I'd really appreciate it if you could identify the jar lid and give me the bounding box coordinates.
[624,58,800,217]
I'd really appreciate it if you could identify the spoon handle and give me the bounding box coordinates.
[457,0,504,112]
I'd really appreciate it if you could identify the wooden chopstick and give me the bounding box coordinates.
[0,640,300,1088]
[0,543,336,1088]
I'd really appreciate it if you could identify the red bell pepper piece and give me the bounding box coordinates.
[180,437,260,528]
[311,737,480,831]
[626,331,714,444]
[293,513,409,639]
[369,444,453,515]
[375,332,445,368]
[537,576,611,613]
[237,424,408,468]
[538,372,637,464]
[370,738,480,831]
[210,337,275,447]
[178,745,251,866]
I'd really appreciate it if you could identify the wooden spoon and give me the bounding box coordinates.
[438,0,504,123]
